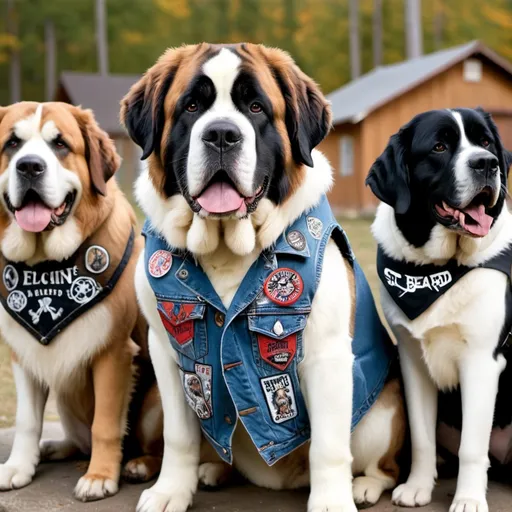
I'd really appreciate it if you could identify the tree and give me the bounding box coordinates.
[349,0,361,79]
[405,0,423,59]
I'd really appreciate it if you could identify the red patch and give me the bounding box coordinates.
[264,268,304,306]
[158,302,197,345]
[148,250,173,278]
[258,333,297,371]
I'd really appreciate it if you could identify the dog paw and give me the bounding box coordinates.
[352,476,385,508]
[392,482,432,507]
[0,463,35,490]
[136,488,193,512]
[39,438,77,461]
[449,497,488,512]
[198,462,230,488]
[308,504,358,512]
[74,473,119,502]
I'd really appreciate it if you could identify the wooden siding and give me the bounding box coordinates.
[327,57,512,212]
[319,123,362,214]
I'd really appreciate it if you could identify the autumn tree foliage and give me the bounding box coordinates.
[1,0,512,104]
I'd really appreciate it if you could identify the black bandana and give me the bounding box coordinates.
[0,227,134,345]
[377,245,512,322]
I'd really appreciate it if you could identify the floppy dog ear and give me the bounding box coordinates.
[366,130,411,215]
[120,52,177,160]
[477,107,510,188]
[74,108,121,196]
[265,48,332,167]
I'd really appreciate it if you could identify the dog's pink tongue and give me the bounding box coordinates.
[461,204,493,237]
[196,181,244,214]
[14,202,52,232]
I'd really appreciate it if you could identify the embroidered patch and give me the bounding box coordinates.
[67,277,102,304]
[7,290,27,312]
[3,264,18,291]
[261,373,297,424]
[383,267,452,297]
[258,333,297,371]
[286,230,306,251]
[180,364,213,420]
[158,302,196,345]
[29,297,63,325]
[148,250,173,278]
[306,216,323,240]
[85,245,110,274]
[264,268,303,305]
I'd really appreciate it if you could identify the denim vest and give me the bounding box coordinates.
[143,196,394,465]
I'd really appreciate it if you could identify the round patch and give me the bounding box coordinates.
[85,245,110,274]
[3,264,19,291]
[7,290,27,312]
[67,277,101,304]
[286,230,306,251]
[148,250,173,278]
[264,268,304,306]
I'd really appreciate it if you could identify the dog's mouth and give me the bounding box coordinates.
[4,190,77,233]
[434,187,495,238]
[190,171,268,217]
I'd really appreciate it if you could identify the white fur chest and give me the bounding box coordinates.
[0,302,113,391]
[198,242,260,309]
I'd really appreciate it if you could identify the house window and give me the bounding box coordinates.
[463,59,482,83]
[339,135,354,177]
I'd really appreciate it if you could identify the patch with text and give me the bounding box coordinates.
[261,373,297,424]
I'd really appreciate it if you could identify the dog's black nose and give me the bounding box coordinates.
[202,121,242,153]
[469,154,499,175]
[16,155,47,178]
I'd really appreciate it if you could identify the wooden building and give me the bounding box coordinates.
[56,72,141,199]
[321,41,512,215]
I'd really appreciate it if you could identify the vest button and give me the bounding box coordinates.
[222,447,228,455]
[215,311,225,327]
[224,415,232,425]
[178,269,189,279]
[273,320,284,336]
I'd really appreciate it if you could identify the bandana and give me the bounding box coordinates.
[377,244,512,325]
[0,226,134,345]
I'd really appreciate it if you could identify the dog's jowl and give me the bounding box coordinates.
[122,43,405,512]
[0,103,162,501]
[367,107,512,512]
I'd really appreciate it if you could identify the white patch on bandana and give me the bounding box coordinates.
[7,290,27,312]
[306,216,323,240]
[3,264,19,291]
[29,297,63,325]
[261,373,297,424]
[67,276,102,304]
[85,245,110,274]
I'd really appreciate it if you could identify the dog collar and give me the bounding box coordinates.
[0,225,134,345]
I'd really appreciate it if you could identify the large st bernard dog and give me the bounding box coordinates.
[122,43,404,512]
[0,103,162,501]
[367,108,512,512]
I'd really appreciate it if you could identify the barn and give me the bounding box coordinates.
[320,40,512,215]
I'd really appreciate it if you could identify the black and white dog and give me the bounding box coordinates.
[367,108,512,512]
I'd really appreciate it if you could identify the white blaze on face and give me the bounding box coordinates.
[186,48,258,204]
[0,104,81,232]
[451,110,500,207]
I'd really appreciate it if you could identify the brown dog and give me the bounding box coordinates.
[0,102,161,501]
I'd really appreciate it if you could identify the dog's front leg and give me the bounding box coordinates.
[450,349,505,512]
[392,329,437,507]
[0,357,48,490]
[74,340,135,501]
[136,328,201,512]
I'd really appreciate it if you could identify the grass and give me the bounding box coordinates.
[0,217,377,429]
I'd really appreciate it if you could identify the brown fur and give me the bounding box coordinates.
[0,102,162,498]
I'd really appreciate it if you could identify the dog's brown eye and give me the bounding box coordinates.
[250,102,263,113]
[54,137,67,149]
[433,143,446,153]
[186,102,198,113]
[481,138,490,148]
[5,137,19,149]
